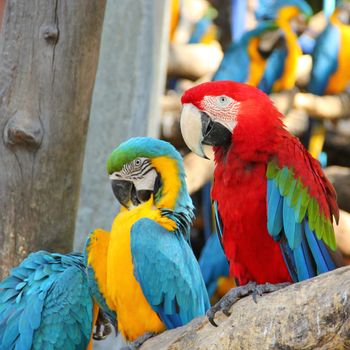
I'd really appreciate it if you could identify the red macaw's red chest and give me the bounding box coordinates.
[212,158,293,286]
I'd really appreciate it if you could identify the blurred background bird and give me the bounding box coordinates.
[214,0,313,94]
[306,1,350,162]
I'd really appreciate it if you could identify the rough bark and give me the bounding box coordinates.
[141,267,350,350]
[0,0,106,278]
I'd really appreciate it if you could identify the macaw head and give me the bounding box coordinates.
[257,0,312,34]
[180,81,283,159]
[107,137,192,214]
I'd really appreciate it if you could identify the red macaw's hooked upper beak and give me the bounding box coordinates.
[180,103,232,159]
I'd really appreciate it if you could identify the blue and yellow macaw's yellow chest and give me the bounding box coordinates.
[86,137,210,342]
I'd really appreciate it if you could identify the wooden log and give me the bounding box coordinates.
[167,42,223,80]
[0,0,106,278]
[142,266,350,349]
[294,92,350,120]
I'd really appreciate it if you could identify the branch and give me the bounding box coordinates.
[294,92,350,120]
[141,267,350,349]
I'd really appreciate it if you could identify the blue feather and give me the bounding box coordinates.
[265,168,336,283]
[0,252,94,350]
[304,220,336,273]
[199,233,229,298]
[259,48,287,93]
[308,23,340,95]
[283,198,302,249]
[267,179,283,238]
[131,218,210,329]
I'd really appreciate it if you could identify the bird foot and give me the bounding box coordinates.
[207,281,291,327]
[93,310,113,340]
[121,332,155,350]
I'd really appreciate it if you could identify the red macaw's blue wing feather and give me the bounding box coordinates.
[130,218,210,329]
[0,252,93,350]
[266,161,338,282]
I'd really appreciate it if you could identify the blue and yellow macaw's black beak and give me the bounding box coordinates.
[180,103,232,159]
[110,179,139,208]
[109,168,161,209]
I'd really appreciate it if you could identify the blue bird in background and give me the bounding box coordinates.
[0,252,101,350]
[199,233,235,304]
[214,0,312,94]
[307,2,350,160]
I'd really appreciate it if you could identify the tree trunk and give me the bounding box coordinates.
[0,0,106,278]
[74,0,170,251]
[141,267,350,350]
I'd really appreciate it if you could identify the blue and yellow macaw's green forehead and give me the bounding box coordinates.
[106,137,184,174]
[256,0,313,20]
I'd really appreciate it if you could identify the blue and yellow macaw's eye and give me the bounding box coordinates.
[109,157,160,209]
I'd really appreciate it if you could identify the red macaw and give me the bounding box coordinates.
[180,81,343,325]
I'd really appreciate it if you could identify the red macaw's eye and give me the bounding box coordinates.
[201,95,240,125]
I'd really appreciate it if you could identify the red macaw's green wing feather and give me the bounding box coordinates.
[266,136,339,281]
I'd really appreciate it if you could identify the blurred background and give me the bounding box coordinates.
[0,0,349,349]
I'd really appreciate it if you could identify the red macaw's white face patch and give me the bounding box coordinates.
[202,95,240,132]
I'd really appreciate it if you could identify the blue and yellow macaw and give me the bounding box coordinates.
[0,252,98,350]
[199,233,234,304]
[307,2,350,159]
[86,137,210,346]
[214,0,312,94]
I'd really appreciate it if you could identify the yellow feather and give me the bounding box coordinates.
[246,37,268,87]
[326,10,350,93]
[106,199,169,341]
[273,6,302,91]
[151,156,181,210]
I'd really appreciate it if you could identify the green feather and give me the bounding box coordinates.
[266,162,278,179]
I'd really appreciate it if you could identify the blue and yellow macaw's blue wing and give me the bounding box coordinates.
[212,35,251,82]
[266,162,338,283]
[258,47,287,93]
[0,252,93,350]
[213,21,278,83]
[307,23,339,95]
[199,233,229,298]
[131,218,210,329]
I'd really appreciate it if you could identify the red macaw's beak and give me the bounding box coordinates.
[180,103,231,159]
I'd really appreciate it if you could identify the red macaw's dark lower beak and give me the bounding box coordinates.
[180,103,231,158]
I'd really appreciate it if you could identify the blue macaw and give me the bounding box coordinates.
[85,137,210,347]
[214,0,312,94]
[0,252,97,350]
[307,3,350,159]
